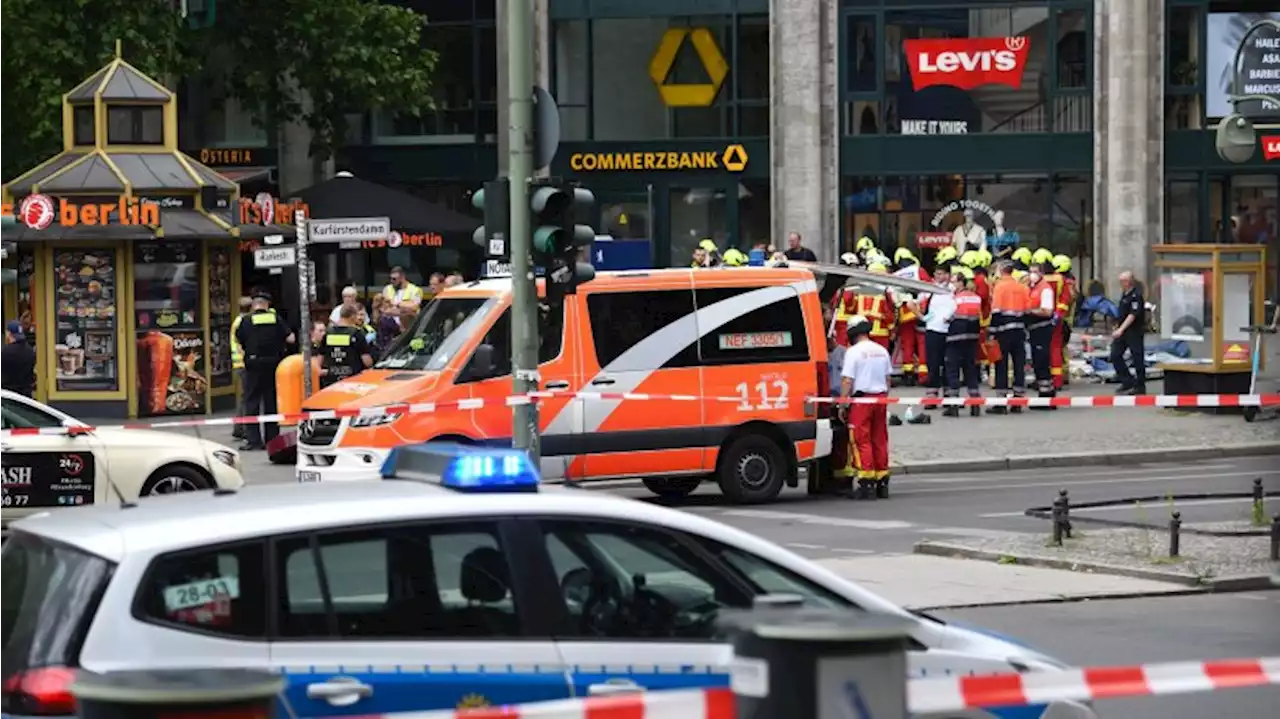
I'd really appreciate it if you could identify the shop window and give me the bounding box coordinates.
[72,106,95,145]
[739,180,772,250]
[52,249,119,392]
[374,19,496,142]
[737,16,769,101]
[591,18,673,141]
[845,14,878,94]
[554,20,590,141]
[1167,178,1200,244]
[1168,6,1202,89]
[1056,8,1089,91]
[882,5,1052,134]
[842,100,883,135]
[106,106,163,145]
[601,199,651,241]
[669,186,729,266]
[1166,95,1203,130]
[204,84,269,147]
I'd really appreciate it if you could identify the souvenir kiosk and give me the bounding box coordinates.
[1153,244,1267,403]
[1,48,246,419]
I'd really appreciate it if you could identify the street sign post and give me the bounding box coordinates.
[306,217,391,243]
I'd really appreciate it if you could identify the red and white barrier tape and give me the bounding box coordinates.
[7,391,1280,436]
[909,655,1280,714]
[354,656,1280,718]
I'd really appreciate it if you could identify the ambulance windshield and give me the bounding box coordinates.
[375,296,498,371]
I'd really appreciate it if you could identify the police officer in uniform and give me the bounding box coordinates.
[321,304,374,389]
[1110,270,1147,395]
[235,291,295,450]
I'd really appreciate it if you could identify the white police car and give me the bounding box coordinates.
[1,445,1093,719]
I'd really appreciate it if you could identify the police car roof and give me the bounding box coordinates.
[12,480,668,562]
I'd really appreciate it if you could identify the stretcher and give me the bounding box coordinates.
[1243,324,1278,423]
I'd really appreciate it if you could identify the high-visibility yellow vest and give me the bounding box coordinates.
[230,314,245,370]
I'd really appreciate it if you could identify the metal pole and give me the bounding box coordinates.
[507,0,539,460]
[296,209,313,398]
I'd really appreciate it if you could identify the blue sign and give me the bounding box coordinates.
[592,239,652,271]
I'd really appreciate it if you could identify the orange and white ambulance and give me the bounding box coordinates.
[296,265,936,503]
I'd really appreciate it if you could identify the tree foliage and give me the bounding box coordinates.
[1,0,189,177]
[2,0,436,180]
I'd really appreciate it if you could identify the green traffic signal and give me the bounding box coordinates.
[533,225,562,255]
[1,214,15,229]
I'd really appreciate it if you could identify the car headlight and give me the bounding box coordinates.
[211,449,239,469]
[349,413,400,428]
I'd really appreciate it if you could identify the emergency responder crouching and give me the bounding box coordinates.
[839,314,893,500]
[234,291,295,450]
[321,304,374,389]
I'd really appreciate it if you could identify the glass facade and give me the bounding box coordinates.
[839,1,1093,263]
[552,13,770,140]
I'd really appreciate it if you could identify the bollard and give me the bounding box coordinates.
[1059,489,1073,539]
[1169,511,1182,557]
[71,669,284,719]
[720,607,913,719]
[1252,477,1264,505]
[1051,500,1064,547]
[1271,514,1280,562]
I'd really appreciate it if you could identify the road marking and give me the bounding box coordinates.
[894,469,1280,497]
[913,526,1025,539]
[785,542,828,550]
[828,547,876,555]
[979,496,1262,518]
[900,463,1238,486]
[1234,594,1274,602]
[717,509,916,530]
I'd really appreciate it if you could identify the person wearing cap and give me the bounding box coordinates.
[943,266,983,418]
[2,320,36,397]
[235,291,296,450]
[722,245,748,266]
[698,239,724,267]
[853,235,876,264]
[228,296,254,439]
[1010,247,1033,278]
[839,314,893,499]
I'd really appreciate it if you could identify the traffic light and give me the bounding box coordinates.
[530,181,596,294]
[1,214,15,230]
[472,179,511,275]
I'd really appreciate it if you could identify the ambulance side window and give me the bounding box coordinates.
[695,287,810,364]
[586,290,699,370]
[460,309,513,381]
[538,300,565,364]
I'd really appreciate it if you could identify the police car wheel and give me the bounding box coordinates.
[641,476,702,499]
[717,434,786,504]
[1244,407,1259,423]
[140,464,211,495]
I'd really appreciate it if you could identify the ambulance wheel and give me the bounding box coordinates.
[641,476,702,499]
[718,434,787,504]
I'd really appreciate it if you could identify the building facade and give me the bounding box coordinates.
[179,0,1279,292]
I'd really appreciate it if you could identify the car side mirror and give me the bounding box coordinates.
[469,343,498,379]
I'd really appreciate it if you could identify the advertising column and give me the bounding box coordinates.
[133,241,207,416]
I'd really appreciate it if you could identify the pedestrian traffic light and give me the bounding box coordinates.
[530,181,596,294]
[472,179,511,275]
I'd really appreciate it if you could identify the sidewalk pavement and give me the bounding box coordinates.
[814,554,1195,609]
[884,379,1280,474]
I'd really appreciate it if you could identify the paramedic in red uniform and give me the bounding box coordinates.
[893,248,929,385]
[858,261,896,352]
[1026,262,1060,407]
[840,315,893,500]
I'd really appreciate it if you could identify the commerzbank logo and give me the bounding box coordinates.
[649,28,728,107]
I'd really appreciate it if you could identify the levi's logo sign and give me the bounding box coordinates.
[1263,136,1280,161]
[904,36,1030,91]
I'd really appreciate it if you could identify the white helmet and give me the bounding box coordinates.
[840,252,858,266]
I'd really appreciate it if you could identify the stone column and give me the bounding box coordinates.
[770,0,838,262]
[1093,0,1164,295]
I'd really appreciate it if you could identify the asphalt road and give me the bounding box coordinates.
[937,592,1280,719]
[242,452,1279,558]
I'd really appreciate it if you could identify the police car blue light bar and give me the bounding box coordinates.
[380,442,540,492]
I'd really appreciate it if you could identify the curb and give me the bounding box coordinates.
[912,541,1276,592]
[895,441,1280,475]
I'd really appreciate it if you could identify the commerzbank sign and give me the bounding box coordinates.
[568,145,748,173]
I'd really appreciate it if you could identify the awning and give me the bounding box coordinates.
[293,172,478,250]
[238,223,297,240]
[214,166,274,185]
[159,210,235,240]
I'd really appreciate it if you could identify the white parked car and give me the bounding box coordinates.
[0,444,1091,719]
[1,390,243,528]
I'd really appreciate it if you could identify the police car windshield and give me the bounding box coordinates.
[375,296,497,371]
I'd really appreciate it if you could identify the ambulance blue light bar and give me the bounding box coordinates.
[380,443,540,493]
